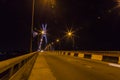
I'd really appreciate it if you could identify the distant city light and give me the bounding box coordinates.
[108,9,112,13]
[51,42,54,45]
[56,39,60,42]
[40,50,44,52]
[97,16,101,19]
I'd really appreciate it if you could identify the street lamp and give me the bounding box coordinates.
[68,32,72,36]
[67,32,73,37]
[30,0,35,52]
[41,30,45,34]
[56,38,61,50]
[56,39,60,42]
[30,0,56,52]
[66,28,75,50]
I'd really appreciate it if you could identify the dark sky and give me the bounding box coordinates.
[0,0,120,52]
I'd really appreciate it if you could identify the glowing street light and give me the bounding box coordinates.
[30,0,48,52]
[68,32,72,36]
[65,27,75,50]
[51,42,54,45]
[56,39,60,42]
[30,0,56,52]
[66,27,74,38]
[41,30,45,34]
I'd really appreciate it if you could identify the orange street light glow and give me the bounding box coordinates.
[68,32,72,36]
[41,30,45,34]
[66,27,74,38]
[56,39,60,42]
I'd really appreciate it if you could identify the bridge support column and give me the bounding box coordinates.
[91,54,103,61]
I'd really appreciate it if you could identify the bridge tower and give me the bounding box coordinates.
[38,24,47,51]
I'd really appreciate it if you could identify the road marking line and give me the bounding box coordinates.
[108,63,120,68]
[86,65,92,69]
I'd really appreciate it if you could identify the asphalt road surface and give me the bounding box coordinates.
[42,53,120,80]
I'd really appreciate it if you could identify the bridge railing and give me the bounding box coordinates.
[0,52,38,80]
[47,51,120,64]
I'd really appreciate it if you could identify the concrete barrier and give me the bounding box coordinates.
[65,52,68,55]
[119,57,120,64]
[67,52,71,55]
[84,54,91,59]
[70,52,74,56]
[102,56,119,63]
[91,54,103,61]
[61,52,64,55]
[62,52,65,55]
[74,53,79,57]
[78,53,84,58]
[51,51,120,64]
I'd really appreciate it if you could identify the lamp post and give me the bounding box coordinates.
[66,30,75,50]
[56,38,61,50]
[30,0,56,52]
[72,36,75,50]
[30,0,35,52]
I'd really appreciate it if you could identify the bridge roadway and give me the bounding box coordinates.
[29,52,120,80]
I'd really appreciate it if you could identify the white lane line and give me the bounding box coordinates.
[86,65,92,69]
[108,63,120,68]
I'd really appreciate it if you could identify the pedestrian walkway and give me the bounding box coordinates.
[28,53,56,80]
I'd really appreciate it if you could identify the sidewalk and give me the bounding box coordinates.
[28,53,56,80]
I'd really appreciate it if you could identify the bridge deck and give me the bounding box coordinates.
[28,53,56,80]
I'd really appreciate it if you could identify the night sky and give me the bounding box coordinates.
[0,0,120,52]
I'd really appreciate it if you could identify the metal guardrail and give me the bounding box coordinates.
[0,52,38,80]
